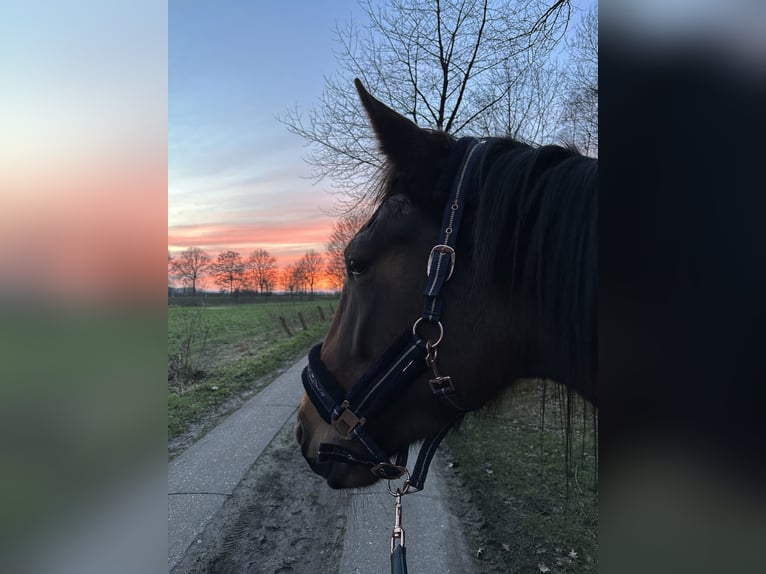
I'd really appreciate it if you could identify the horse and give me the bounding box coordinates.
[296,79,597,491]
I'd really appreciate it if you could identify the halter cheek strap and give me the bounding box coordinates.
[422,137,486,322]
[301,137,485,490]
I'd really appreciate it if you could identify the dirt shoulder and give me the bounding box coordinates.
[172,419,348,574]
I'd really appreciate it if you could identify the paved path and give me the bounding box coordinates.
[168,356,476,573]
[338,449,475,574]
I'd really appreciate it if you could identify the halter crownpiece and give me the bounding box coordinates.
[301,137,485,490]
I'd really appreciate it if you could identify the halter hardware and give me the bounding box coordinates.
[426,244,455,282]
[371,462,408,480]
[332,400,366,439]
[301,137,485,492]
[412,317,443,348]
[390,490,405,553]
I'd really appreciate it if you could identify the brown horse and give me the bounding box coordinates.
[296,80,596,489]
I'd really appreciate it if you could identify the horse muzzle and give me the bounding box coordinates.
[295,398,380,489]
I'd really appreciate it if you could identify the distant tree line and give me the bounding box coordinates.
[168,247,326,299]
[169,209,370,300]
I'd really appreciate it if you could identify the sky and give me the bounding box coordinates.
[169,1,367,289]
[168,0,598,290]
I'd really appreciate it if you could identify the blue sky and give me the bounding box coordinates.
[168,0,597,272]
[169,1,368,268]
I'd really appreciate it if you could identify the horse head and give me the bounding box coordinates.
[296,80,596,489]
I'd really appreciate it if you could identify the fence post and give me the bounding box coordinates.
[317,305,326,321]
[279,316,293,337]
[297,312,308,331]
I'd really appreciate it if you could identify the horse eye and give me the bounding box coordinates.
[347,258,368,277]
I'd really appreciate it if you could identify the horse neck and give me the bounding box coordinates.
[524,310,597,406]
[458,291,596,409]
[524,334,596,405]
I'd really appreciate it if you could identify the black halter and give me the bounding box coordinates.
[301,137,485,491]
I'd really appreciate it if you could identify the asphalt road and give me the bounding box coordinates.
[168,356,476,573]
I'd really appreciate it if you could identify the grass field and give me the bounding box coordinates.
[444,380,598,574]
[167,297,337,447]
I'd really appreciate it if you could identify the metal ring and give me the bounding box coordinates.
[371,462,408,481]
[387,470,412,497]
[412,318,444,348]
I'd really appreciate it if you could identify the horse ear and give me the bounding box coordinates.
[355,78,449,189]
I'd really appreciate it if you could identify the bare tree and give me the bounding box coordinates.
[558,4,597,157]
[170,246,210,296]
[325,211,369,292]
[210,250,246,295]
[247,248,277,295]
[472,50,566,143]
[300,250,324,299]
[288,261,308,297]
[281,264,299,297]
[281,0,571,210]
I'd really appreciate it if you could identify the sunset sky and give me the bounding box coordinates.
[168,1,597,291]
[169,1,367,289]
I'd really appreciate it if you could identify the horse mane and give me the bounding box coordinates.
[372,136,597,404]
[470,138,597,403]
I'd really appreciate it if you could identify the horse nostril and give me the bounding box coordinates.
[294,421,304,446]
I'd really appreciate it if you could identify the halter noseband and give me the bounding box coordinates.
[301,137,485,491]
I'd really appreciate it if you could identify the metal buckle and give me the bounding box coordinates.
[426,244,456,281]
[429,375,454,394]
[332,401,366,439]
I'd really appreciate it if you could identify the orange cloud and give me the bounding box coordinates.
[168,218,341,291]
[170,219,332,257]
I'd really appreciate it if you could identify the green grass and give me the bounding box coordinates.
[167,298,337,443]
[445,380,598,574]
[168,297,336,360]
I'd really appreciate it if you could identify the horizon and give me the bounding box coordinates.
[168,1,597,293]
[168,244,335,292]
